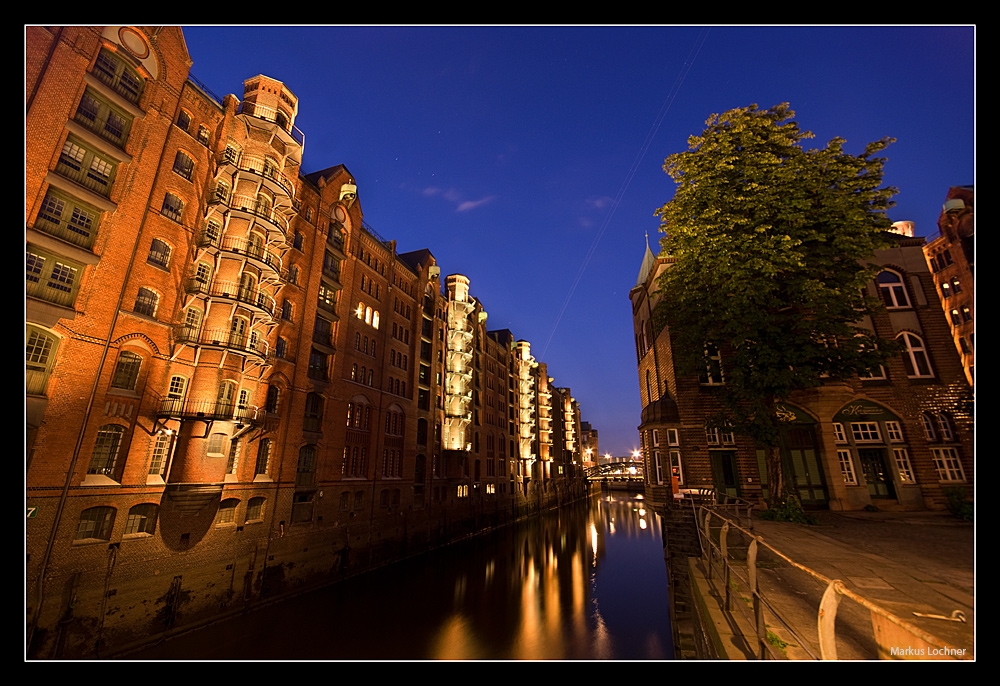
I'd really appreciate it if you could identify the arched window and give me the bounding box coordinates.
[147,238,172,268]
[75,506,116,541]
[87,424,125,477]
[898,332,933,378]
[246,497,265,521]
[876,270,910,309]
[172,150,194,180]
[216,498,239,524]
[133,287,159,317]
[124,503,158,535]
[161,193,184,222]
[265,385,280,414]
[110,350,142,390]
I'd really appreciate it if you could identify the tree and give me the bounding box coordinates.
[653,103,898,506]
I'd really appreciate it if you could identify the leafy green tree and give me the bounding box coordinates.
[654,103,898,505]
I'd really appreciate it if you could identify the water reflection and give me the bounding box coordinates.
[129,491,671,660]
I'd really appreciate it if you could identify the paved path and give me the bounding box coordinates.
[741,510,974,660]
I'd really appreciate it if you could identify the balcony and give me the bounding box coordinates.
[236,101,305,152]
[174,325,269,360]
[155,396,261,425]
[197,230,282,277]
[184,278,276,318]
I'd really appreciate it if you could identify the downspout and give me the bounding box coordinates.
[28,78,183,653]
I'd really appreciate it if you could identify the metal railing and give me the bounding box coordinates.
[693,504,968,660]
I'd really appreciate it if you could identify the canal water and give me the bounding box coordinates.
[128,490,673,660]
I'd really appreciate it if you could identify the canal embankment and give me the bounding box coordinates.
[683,507,974,660]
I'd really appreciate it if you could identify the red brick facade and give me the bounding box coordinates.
[26,26,588,659]
[632,230,974,514]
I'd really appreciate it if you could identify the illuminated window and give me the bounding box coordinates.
[892,448,915,483]
[837,450,857,485]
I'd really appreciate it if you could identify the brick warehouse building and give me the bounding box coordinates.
[25,26,588,658]
[630,223,974,514]
[922,186,974,387]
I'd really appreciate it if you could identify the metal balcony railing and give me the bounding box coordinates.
[174,325,269,358]
[156,396,261,424]
[197,230,282,274]
[183,278,276,318]
[236,101,305,147]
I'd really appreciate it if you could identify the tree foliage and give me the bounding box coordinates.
[653,103,899,502]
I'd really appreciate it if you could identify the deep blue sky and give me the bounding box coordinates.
[181,25,975,457]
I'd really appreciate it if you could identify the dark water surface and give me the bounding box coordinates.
[128,491,672,660]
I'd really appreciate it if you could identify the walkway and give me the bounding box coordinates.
[691,508,974,660]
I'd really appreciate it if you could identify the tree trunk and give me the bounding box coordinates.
[765,443,785,506]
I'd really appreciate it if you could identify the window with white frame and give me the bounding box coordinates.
[885,421,904,442]
[149,432,171,478]
[892,448,915,483]
[832,423,847,443]
[667,428,679,446]
[876,270,911,309]
[837,450,857,485]
[255,439,272,477]
[932,447,966,482]
[850,422,882,443]
[670,450,684,485]
[898,332,933,378]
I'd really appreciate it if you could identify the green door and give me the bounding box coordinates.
[710,450,739,498]
[858,448,896,499]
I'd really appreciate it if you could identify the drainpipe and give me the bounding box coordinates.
[28,78,182,654]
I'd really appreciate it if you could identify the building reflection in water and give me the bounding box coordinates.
[129,492,671,660]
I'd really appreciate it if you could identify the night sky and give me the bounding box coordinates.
[181,25,975,457]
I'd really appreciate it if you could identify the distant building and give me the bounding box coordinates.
[26,25,588,658]
[922,186,974,386]
[580,422,599,468]
[630,229,973,513]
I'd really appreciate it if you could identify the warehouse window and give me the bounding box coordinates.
[75,506,116,542]
[87,425,125,477]
[124,504,158,536]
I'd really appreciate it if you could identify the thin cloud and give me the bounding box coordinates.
[421,185,496,212]
[456,195,496,212]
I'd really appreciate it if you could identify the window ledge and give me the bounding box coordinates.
[81,474,120,487]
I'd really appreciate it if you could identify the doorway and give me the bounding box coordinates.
[858,448,896,499]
